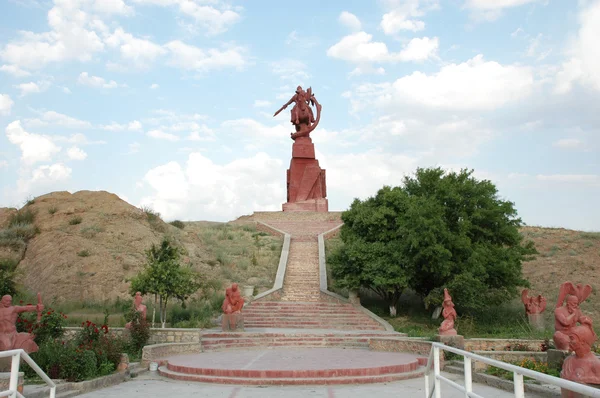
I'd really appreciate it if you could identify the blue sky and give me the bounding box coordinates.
[0,0,599,231]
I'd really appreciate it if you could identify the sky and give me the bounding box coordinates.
[0,0,599,231]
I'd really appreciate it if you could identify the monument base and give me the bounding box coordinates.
[561,385,600,398]
[435,334,465,350]
[527,313,545,331]
[283,198,328,212]
[222,313,244,332]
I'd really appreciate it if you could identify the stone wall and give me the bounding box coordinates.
[141,343,202,367]
[64,327,200,344]
[464,338,545,352]
[370,338,434,357]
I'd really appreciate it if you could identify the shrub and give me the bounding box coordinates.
[78,249,91,257]
[0,259,19,296]
[69,216,83,225]
[17,308,67,345]
[169,220,185,229]
[141,206,165,232]
[48,206,58,215]
[125,308,150,355]
[81,225,104,238]
[8,208,36,227]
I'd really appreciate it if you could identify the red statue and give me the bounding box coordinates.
[125,292,148,329]
[222,283,244,314]
[275,86,328,212]
[438,289,458,336]
[0,294,44,353]
[554,282,593,351]
[560,321,600,388]
[274,85,322,141]
[521,289,547,315]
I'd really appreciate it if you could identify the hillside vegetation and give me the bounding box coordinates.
[0,191,282,304]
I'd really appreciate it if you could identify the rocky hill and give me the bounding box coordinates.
[0,191,282,303]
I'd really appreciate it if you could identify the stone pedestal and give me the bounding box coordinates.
[283,137,328,212]
[222,313,244,332]
[527,313,545,331]
[0,372,24,395]
[436,334,465,350]
[548,349,570,371]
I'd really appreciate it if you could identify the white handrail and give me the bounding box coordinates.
[424,342,600,397]
[0,349,56,398]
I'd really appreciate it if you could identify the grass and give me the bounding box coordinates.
[0,210,39,249]
[48,206,58,215]
[8,208,36,227]
[69,216,82,225]
[141,206,166,232]
[580,232,600,240]
[77,249,91,257]
[81,224,104,238]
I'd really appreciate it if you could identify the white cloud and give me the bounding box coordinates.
[271,59,311,83]
[0,94,14,115]
[30,163,72,183]
[0,160,7,169]
[253,100,272,108]
[92,0,134,15]
[164,40,247,72]
[131,0,241,35]
[63,87,72,94]
[552,138,584,149]
[327,32,439,63]
[555,1,600,93]
[0,64,31,77]
[0,1,105,70]
[353,54,533,111]
[25,111,92,129]
[128,142,141,154]
[5,120,61,165]
[221,119,289,141]
[339,11,362,31]
[380,0,439,34]
[105,28,167,68]
[150,83,159,89]
[67,146,88,160]
[102,120,143,131]
[14,81,51,97]
[147,129,180,141]
[78,72,123,89]
[349,66,386,77]
[140,152,284,221]
[465,0,541,21]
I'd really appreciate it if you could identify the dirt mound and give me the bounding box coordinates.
[11,191,207,302]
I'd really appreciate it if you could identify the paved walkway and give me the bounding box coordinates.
[76,371,553,398]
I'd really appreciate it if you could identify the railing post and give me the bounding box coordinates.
[9,353,20,398]
[513,372,525,398]
[463,356,472,397]
[433,346,441,398]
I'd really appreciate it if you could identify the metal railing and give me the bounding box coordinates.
[424,342,600,398]
[0,349,56,398]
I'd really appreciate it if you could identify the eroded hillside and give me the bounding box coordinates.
[0,191,282,303]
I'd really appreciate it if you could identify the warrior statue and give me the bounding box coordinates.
[274,86,322,140]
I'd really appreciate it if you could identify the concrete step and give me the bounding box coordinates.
[159,366,426,385]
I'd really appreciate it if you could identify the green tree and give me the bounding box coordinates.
[329,167,536,316]
[0,259,19,296]
[130,238,202,328]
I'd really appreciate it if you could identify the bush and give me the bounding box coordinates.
[125,309,150,355]
[169,220,185,229]
[17,308,67,345]
[69,216,83,225]
[78,249,91,257]
[8,208,36,227]
[48,206,58,215]
[0,259,19,296]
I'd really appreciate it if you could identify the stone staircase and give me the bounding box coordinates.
[243,301,386,330]
[239,212,389,331]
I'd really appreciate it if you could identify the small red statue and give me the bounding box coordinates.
[554,282,593,351]
[521,289,547,315]
[0,294,44,353]
[438,289,458,336]
[560,321,600,388]
[222,283,244,314]
[125,292,148,329]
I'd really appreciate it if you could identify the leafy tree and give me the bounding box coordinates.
[130,238,202,328]
[329,167,537,316]
[0,258,19,296]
